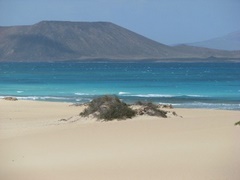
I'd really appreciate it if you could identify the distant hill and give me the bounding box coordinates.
[0,21,239,61]
[187,30,240,51]
[172,44,240,59]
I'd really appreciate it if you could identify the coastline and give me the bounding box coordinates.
[2,57,240,63]
[0,99,240,180]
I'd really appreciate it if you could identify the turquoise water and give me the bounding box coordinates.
[0,61,240,110]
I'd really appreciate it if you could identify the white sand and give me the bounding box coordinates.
[0,100,240,180]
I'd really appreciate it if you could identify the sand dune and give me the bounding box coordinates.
[0,100,239,180]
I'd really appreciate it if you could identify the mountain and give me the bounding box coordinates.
[172,44,240,59]
[0,21,239,61]
[0,21,178,61]
[187,30,240,51]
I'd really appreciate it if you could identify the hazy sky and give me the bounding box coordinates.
[0,0,239,45]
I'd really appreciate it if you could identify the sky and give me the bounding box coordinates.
[0,0,240,45]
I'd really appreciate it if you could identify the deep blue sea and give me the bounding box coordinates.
[0,61,240,110]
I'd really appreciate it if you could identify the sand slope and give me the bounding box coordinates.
[0,100,240,180]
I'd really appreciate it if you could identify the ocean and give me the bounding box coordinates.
[0,61,240,110]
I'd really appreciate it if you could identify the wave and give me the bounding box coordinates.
[176,102,240,110]
[120,93,206,98]
[128,94,174,98]
[1,95,239,110]
[118,92,130,95]
[74,92,90,96]
[16,96,69,101]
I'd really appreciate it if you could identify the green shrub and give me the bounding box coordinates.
[80,95,136,121]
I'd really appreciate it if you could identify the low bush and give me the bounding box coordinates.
[235,121,240,126]
[80,95,136,121]
[134,101,167,118]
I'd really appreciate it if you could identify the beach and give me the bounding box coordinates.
[0,99,240,180]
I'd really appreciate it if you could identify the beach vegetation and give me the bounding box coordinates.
[3,97,18,101]
[235,121,240,126]
[134,101,167,118]
[80,95,136,121]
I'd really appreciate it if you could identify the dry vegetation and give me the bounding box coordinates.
[235,121,240,126]
[133,101,167,118]
[80,95,169,121]
[80,95,136,121]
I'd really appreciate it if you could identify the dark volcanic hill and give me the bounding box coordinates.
[0,21,239,61]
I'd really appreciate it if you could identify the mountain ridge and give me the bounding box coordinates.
[0,21,239,61]
[187,30,240,51]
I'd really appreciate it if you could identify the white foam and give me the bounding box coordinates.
[40,96,69,100]
[118,92,130,95]
[180,102,240,110]
[74,93,89,96]
[130,94,174,98]
[186,94,206,97]
[16,96,69,100]
[17,96,39,100]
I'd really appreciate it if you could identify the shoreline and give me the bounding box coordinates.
[1,96,239,111]
[1,99,240,180]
